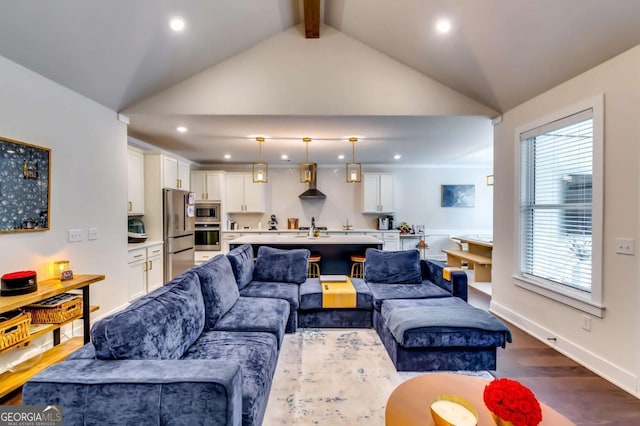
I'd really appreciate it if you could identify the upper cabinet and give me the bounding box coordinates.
[363,174,396,213]
[225,173,265,213]
[162,156,190,190]
[127,147,145,215]
[191,171,224,201]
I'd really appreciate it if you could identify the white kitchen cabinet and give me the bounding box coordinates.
[225,174,265,213]
[127,248,147,301]
[127,148,145,215]
[382,232,400,251]
[146,243,164,292]
[221,232,244,253]
[363,174,395,213]
[127,243,164,301]
[195,251,221,265]
[191,171,224,201]
[162,156,190,190]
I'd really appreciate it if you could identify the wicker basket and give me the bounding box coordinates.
[0,309,31,351]
[26,293,82,324]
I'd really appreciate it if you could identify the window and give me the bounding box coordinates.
[516,96,603,316]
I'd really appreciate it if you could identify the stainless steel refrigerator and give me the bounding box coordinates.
[163,188,195,282]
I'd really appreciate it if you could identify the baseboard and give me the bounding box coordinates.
[490,300,638,397]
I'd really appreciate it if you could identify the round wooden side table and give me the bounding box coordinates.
[385,373,575,426]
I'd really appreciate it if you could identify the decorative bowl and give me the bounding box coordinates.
[430,394,478,426]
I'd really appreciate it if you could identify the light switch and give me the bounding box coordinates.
[88,227,98,240]
[68,229,83,242]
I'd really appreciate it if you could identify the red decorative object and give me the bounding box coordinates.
[483,378,542,426]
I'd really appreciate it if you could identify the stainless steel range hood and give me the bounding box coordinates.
[299,163,326,199]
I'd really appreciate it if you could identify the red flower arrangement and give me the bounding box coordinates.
[483,378,543,426]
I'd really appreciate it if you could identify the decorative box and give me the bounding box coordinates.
[1,271,37,296]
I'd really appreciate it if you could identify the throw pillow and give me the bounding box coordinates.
[226,244,254,289]
[253,246,310,284]
[192,254,240,329]
[364,248,422,283]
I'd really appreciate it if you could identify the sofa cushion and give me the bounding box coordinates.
[192,254,240,329]
[253,246,310,284]
[212,297,289,348]
[299,278,373,310]
[239,281,300,311]
[227,244,255,290]
[364,248,422,283]
[182,331,278,426]
[91,271,204,360]
[367,281,451,311]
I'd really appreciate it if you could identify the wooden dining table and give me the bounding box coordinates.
[385,373,575,426]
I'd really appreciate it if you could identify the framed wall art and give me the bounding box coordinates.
[0,136,51,233]
[441,184,475,208]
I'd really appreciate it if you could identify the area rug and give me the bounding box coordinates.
[263,328,493,425]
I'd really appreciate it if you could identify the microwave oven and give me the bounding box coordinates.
[195,203,220,222]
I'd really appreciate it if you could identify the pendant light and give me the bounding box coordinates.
[252,137,268,183]
[346,137,362,183]
[300,137,313,183]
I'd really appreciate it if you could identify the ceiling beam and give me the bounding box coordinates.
[304,0,320,38]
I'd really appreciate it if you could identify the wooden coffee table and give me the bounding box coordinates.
[385,373,575,425]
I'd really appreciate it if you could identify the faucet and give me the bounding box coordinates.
[311,217,316,229]
[309,217,316,238]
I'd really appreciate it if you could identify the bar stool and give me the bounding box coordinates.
[308,254,321,278]
[350,254,365,278]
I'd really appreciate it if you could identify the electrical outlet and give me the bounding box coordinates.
[88,227,98,240]
[68,228,83,242]
[581,315,592,332]
[615,238,634,255]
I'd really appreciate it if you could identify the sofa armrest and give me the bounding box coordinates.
[420,259,468,301]
[23,359,243,426]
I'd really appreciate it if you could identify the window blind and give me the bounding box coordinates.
[520,109,593,292]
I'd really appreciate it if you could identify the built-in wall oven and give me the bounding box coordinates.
[195,222,221,251]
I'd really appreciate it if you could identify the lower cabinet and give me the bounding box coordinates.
[195,251,221,265]
[127,243,164,302]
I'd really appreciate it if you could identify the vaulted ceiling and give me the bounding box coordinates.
[1,1,639,165]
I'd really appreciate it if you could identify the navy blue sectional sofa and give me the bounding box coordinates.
[23,244,510,426]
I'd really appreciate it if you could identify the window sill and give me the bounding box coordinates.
[513,275,605,318]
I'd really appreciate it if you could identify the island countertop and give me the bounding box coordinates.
[228,234,383,245]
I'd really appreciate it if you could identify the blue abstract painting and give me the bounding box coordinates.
[441,185,475,207]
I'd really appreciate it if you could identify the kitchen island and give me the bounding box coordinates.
[229,234,383,275]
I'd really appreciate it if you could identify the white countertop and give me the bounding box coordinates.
[127,240,163,251]
[229,234,384,245]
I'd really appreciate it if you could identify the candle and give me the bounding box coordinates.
[431,399,477,426]
[53,260,70,279]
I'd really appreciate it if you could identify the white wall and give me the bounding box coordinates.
[492,45,640,395]
[126,25,496,117]
[213,164,493,239]
[0,56,128,370]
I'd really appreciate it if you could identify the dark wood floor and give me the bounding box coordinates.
[469,288,640,426]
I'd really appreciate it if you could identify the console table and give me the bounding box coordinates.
[385,373,574,425]
[0,274,104,399]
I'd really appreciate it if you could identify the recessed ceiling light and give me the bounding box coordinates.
[176,126,188,133]
[394,154,402,160]
[435,19,451,34]
[338,154,345,160]
[223,154,231,159]
[169,17,186,32]
[281,154,289,160]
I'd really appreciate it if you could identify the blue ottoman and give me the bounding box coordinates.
[374,297,512,371]
[298,278,373,328]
